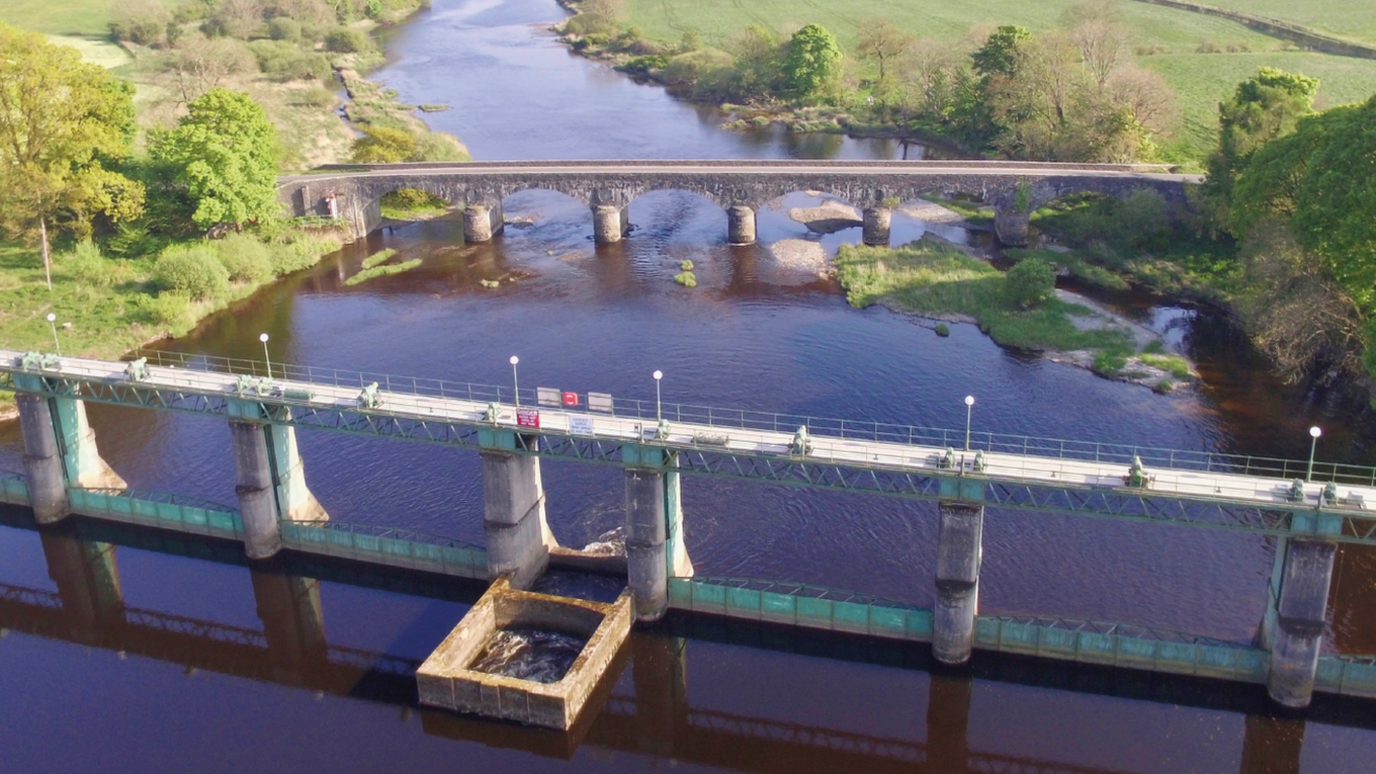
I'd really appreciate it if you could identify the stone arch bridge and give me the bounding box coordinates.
[278,160,1200,248]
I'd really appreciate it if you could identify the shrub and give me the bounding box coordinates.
[215,233,274,283]
[268,17,302,42]
[270,234,338,275]
[325,27,372,53]
[290,86,339,108]
[935,323,950,337]
[1115,190,1172,252]
[621,55,668,74]
[153,244,229,300]
[1004,258,1055,309]
[673,271,697,287]
[679,259,694,270]
[248,40,332,81]
[60,241,124,288]
[138,292,193,329]
[661,48,734,86]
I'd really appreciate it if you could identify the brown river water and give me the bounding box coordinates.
[1,0,1375,770]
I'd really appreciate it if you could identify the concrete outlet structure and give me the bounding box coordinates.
[417,577,633,730]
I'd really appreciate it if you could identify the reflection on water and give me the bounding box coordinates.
[0,519,1365,773]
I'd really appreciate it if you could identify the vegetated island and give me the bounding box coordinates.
[835,236,1194,393]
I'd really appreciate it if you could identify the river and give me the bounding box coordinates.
[0,0,1374,771]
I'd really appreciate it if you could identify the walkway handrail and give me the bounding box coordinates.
[686,576,921,610]
[119,348,1376,486]
[71,486,238,514]
[981,613,1246,648]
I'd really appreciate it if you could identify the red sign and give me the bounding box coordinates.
[517,408,540,428]
[562,391,579,407]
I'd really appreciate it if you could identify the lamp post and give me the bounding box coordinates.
[964,395,975,451]
[510,355,520,406]
[46,313,60,355]
[259,333,271,378]
[653,370,663,421]
[1307,426,1322,482]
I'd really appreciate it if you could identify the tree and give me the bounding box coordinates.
[856,17,913,84]
[0,25,145,289]
[151,88,281,231]
[1202,67,1318,229]
[781,24,843,101]
[971,25,1031,82]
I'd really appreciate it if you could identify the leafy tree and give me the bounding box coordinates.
[1004,257,1055,309]
[1203,67,1318,229]
[972,25,1031,82]
[0,25,145,289]
[781,24,842,101]
[350,126,418,163]
[151,88,281,231]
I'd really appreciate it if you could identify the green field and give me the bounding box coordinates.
[1147,51,1376,158]
[623,0,1376,162]
[1203,0,1376,45]
[0,1,184,36]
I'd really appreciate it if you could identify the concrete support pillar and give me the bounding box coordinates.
[626,469,668,621]
[994,207,1031,246]
[934,501,984,665]
[593,204,629,244]
[625,446,694,622]
[481,445,556,589]
[1239,714,1304,774]
[53,398,126,491]
[727,205,756,245]
[862,206,892,247]
[17,394,70,524]
[231,420,282,560]
[926,673,972,774]
[1267,539,1336,708]
[42,533,123,643]
[463,202,503,243]
[266,422,328,523]
[252,569,327,683]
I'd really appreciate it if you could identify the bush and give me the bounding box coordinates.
[248,40,332,81]
[61,241,124,288]
[268,17,302,42]
[153,244,229,300]
[138,292,193,329]
[270,234,338,275]
[1004,258,1055,309]
[325,27,372,53]
[661,48,734,86]
[215,233,274,283]
[1116,190,1173,252]
[621,55,668,74]
[290,86,339,108]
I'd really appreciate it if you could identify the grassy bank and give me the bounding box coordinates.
[0,230,344,411]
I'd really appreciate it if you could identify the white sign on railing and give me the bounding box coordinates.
[568,416,594,436]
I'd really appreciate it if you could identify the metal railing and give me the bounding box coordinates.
[283,520,483,553]
[978,613,1245,648]
[685,576,922,610]
[112,348,1376,487]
